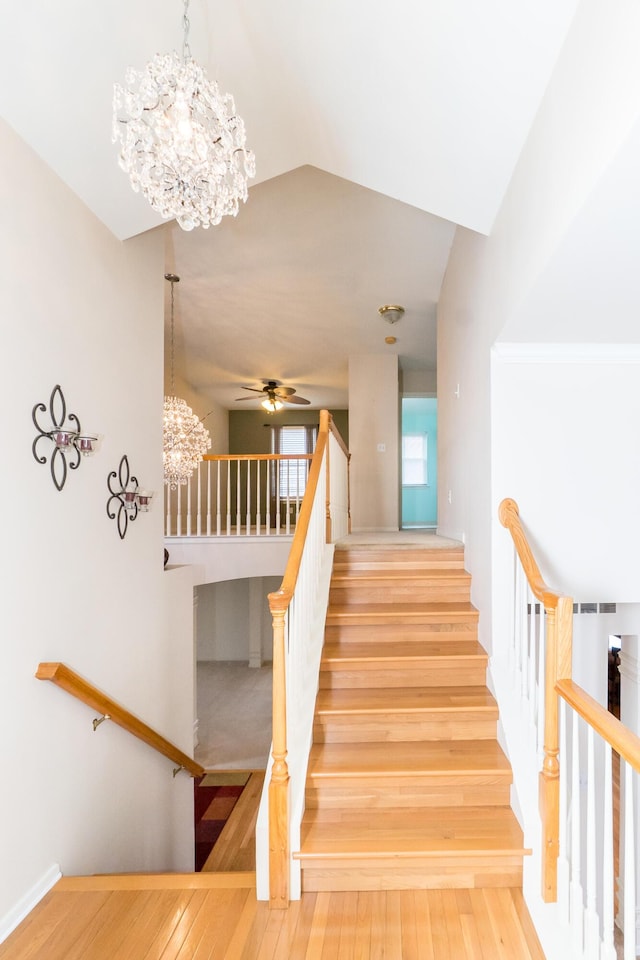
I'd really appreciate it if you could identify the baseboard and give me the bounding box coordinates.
[0,863,61,943]
[350,526,400,533]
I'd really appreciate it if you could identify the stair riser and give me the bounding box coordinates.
[298,858,523,892]
[324,623,477,643]
[333,559,466,573]
[313,714,497,743]
[329,584,471,604]
[305,781,512,809]
[319,663,487,689]
[334,549,464,565]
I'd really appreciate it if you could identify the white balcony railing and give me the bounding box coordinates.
[164,454,313,538]
[256,411,350,906]
[499,498,640,960]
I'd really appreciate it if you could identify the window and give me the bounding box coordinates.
[402,433,428,486]
[271,425,317,499]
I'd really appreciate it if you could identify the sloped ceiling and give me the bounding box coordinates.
[0,0,580,408]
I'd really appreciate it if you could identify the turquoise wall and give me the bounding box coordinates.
[401,397,437,526]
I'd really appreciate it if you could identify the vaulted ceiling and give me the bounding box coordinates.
[0,0,580,408]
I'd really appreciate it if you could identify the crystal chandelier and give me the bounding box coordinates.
[163,274,211,488]
[112,0,256,231]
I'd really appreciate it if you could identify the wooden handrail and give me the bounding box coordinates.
[266,411,350,909]
[556,679,640,773]
[269,411,330,616]
[499,498,573,903]
[498,498,560,608]
[36,662,204,778]
[266,412,329,910]
[203,454,314,462]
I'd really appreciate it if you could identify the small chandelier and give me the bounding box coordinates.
[163,274,211,488]
[112,0,256,231]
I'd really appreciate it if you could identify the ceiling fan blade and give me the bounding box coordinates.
[274,387,296,397]
[241,386,267,394]
[234,396,259,401]
[284,394,311,405]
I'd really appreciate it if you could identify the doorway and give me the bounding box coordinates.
[401,397,437,528]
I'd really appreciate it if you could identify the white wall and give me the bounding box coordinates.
[438,3,640,952]
[492,347,640,602]
[0,116,194,935]
[196,576,281,661]
[348,354,399,531]
[165,537,291,583]
[438,0,640,653]
[170,372,229,455]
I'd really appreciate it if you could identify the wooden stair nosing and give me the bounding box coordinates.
[320,639,488,663]
[307,739,512,779]
[330,569,471,583]
[315,684,497,714]
[323,623,479,644]
[297,806,528,857]
[326,601,479,625]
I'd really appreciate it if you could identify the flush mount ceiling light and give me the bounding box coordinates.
[378,304,405,325]
[163,274,211,488]
[112,0,255,231]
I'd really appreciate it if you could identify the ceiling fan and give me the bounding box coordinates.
[235,379,311,412]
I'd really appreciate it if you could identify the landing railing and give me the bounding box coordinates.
[164,454,314,537]
[261,411,350,907]
[36,662,204,777]
[499,498,640,959]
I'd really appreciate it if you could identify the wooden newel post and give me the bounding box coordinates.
[346,453,352,534]
[539,594,573,902]
[325,415,332,544]
[540,603,560,902]
[268,597,290,908]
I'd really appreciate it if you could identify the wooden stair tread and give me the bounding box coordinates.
[315,685,497,714]
[321,639,487,663]
[308,739,511,777]
[323,623,478,642]
[327,601,478,619]
[330,569,471,583]
[334,546,464,556]
[297,806,526,858]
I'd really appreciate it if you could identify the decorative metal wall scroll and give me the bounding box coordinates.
[32,384,98,491]
[106,455,139,539]
[106,455,153,539]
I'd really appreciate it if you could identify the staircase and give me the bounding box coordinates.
[295,542,529,892]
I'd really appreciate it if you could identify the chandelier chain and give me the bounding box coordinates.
[169,276,175,394]
[182,0,191,61]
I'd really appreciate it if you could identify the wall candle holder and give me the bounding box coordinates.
[106,455,154,539]
[32,384,99,491]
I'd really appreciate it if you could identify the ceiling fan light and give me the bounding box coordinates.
[261,396,283,413]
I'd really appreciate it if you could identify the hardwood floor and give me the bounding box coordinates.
[0,881,546,959]
[0,537,547,958]
[201,771,265,873]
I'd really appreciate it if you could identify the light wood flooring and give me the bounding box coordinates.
[0,535,547,957]
[201,771,265,873]
[0,879,546,959]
